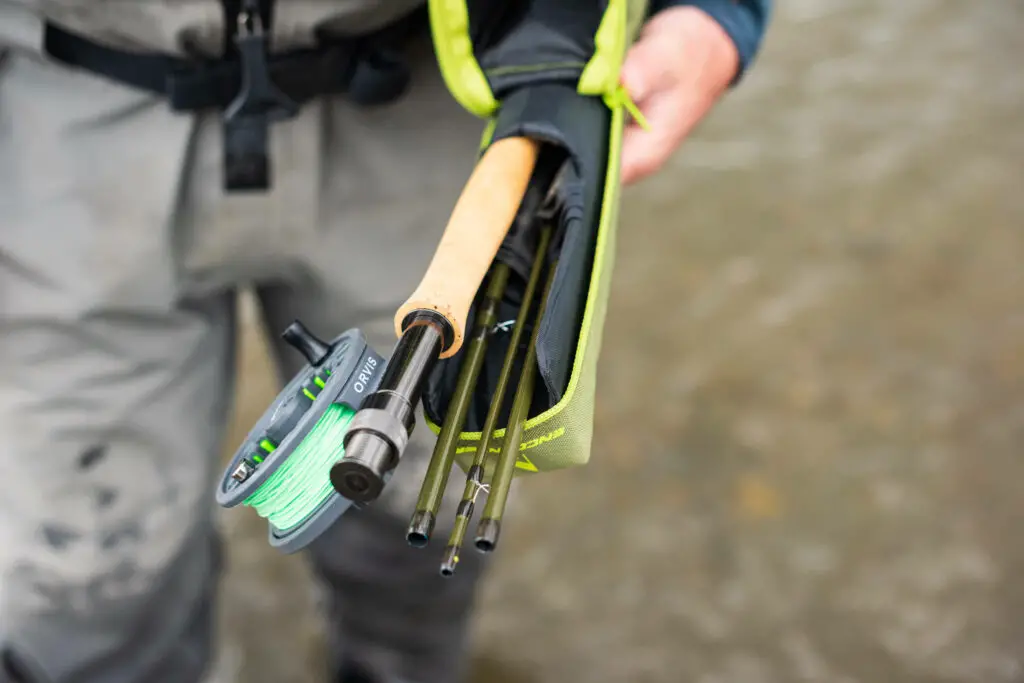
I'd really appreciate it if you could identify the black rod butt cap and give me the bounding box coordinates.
[282,320,333,367]
[330,459,385,503]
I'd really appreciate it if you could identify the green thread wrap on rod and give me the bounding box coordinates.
[242,403,355,530]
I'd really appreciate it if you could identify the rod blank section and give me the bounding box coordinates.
[394,136,541,358]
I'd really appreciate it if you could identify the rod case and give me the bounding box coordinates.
[421,0,649,477]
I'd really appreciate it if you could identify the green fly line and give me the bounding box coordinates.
[242,402,355,531]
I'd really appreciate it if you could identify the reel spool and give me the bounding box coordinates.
[216,321,386,554]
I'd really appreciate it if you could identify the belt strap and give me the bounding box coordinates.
[42,5,423,192]
[43,23,407,111]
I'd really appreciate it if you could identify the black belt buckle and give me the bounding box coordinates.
[223,3,299,192]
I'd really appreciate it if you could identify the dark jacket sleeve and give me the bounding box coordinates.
[648,0,772,83]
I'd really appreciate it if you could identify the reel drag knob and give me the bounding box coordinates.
[282,320,333,367]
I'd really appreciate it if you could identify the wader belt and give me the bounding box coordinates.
[44,0,425,192]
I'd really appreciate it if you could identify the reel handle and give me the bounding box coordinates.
[394,136,541,358]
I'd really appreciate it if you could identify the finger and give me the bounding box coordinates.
[621,133,666,185]
[619,33,677,104]
[620,95,677,185]
[622,74,721,185]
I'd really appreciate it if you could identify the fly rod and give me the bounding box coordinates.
[405,154,564,547]
[329,136,542,502]
[405,263,510,547]
[437,225,553,574]
[471,255,558,556]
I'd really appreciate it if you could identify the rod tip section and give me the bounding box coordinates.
[473,518,501,553]
[406,510,436,548]
[439,546,460,577]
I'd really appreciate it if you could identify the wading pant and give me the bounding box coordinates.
[0,32,489,683]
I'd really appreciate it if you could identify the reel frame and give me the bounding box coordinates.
[215,325,386,553]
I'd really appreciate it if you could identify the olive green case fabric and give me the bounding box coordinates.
[422,0,648,479]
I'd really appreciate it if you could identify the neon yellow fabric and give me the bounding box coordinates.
[427,0,497,117]
[426,0,651,479]
[581,0,651,131]
[578,0,629,96]
[428,0,649,121]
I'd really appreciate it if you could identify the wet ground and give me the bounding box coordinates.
[216,1,1024,682]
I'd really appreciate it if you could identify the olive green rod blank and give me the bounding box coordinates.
[407,223,554,549]
[472,255,558,556]
[405,261,511,547]
[432,225,553,574]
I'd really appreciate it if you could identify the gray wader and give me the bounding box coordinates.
[0,3,491,681]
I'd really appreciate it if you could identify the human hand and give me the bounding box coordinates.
[619,7,741,185]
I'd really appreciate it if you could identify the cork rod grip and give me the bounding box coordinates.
[395,136,541,358]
